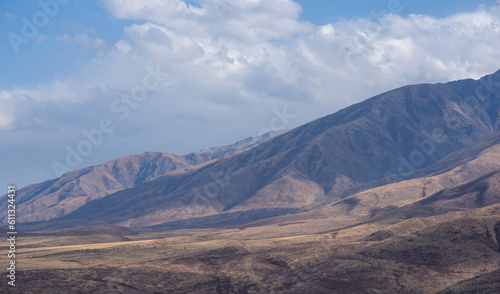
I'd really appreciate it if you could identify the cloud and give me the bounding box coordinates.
[0,80,115,133]
[35,34,50,43]
[56,33,108,49]
[5,0,500,132]
[62,20,96,34]
[56,34,73,44]
[103,0,313,43]
[55,21,108,49]
[0,9,13,18]
[2,0,500,188]
[73,34,108,49]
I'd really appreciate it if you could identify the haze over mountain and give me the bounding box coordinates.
[15,69,500,230]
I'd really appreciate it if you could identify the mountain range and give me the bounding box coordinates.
[11,69,500,230]
[0,131,284,224]
[4,70,500,293]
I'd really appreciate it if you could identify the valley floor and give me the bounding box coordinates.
[2,203,500,293]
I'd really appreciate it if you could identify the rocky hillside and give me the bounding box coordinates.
[30,70,500,228]
[0,131,284,223]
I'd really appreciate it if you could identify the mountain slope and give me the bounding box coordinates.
[1,131,284,223]
[414,169,500,209]
[362,162,500,225]
[224,130,500,233]
[22,70,500,228]
[330,131,500,220]
[438,269,500,293]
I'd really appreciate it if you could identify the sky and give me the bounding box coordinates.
[1,0,500,189]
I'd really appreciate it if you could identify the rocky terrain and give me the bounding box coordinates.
[0,131,284,223]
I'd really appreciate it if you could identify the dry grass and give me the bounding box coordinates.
[2,200,499,293]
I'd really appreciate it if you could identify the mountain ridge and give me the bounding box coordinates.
[0,131,286,223]
[17,69,500,229]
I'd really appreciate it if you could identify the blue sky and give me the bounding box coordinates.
[296,0,498,23]
[0,1,133,88]
[1,0,500,189]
